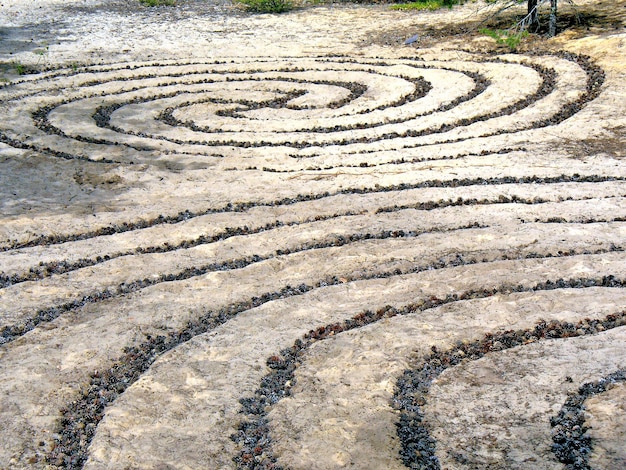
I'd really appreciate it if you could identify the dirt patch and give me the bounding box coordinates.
[364,0,626,48]
[559,126,625,160]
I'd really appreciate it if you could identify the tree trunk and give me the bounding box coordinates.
[549,0,558,36]
[528,0,539,32]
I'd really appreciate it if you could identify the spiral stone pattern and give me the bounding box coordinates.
[0,48,624,470]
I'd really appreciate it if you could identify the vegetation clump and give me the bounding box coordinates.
[479,27,529,50]
[139,0,176,6]
[238,0,294,13]
[390,0,462,11]
[13,61,26,75]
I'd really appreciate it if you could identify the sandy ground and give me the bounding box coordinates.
[0,0,625,468]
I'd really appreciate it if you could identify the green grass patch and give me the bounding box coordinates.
[139,0,176,6]
[479,27,529,51]
[237,0,293,13]
[12,61,26,75]
[390,0,460,11]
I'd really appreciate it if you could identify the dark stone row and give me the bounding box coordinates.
[91,77,423,148]
[0,222,484,344]
[8,53,593,156]
[394,312,626,470]
[4,189,623,288]
[0,58,393,101]
[324,52,605,158]
[72,58,555,152]
[4,215,625,344]
[287,147,522,172]
[160,64,472,138]
[44,252,624,468]
[160,75,432,135]
[0,210,359,288]
[0,131,119,164]
[3,173,622,252]
[231,278,626,470]
[30,71,427,151]
[2,51,614,470]
[297,62,551,149]
[550,368,626,470]
[540,216,626,224]
[376,193,551,213]
[96,62,528,150]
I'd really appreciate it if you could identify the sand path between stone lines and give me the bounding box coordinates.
[0,0,625,469]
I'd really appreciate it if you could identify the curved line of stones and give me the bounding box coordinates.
[550,368,626,470]
[261,147,523,173]
[2,173,620,252]
[2,72,328,160]
[328,52,604,158]
[2,52,613,465]
[3,189,623,332]
[305,62,551,150]
[38,64,519,150]
[3,56,419,90]
[19,66,328,157]
[4,187,624,288]
[0,57,415,102]
[230,281,626,470]
[0,55,605,174]
[157,76,430,133]
[0,132,119,164]
[29,67,433,144]
[4,223,626,345]
[373,194,620,215]
[10,60,448,126]
[0,51,582,103]
[20,56,556,153]
[0,209,359,288]
[92,77,373,136]
[45,273,626,469]
[540,216,626,224]
[32,55,585,152]
[31,71,437,150]
[393,313,626,470]
[0,222,487,345]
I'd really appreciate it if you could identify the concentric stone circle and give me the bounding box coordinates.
[0,45,625,470]
[0,51,599,172]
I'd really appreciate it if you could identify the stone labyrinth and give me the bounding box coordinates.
[0,50,625,469]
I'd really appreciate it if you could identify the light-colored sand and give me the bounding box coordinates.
[0,0,625,468]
